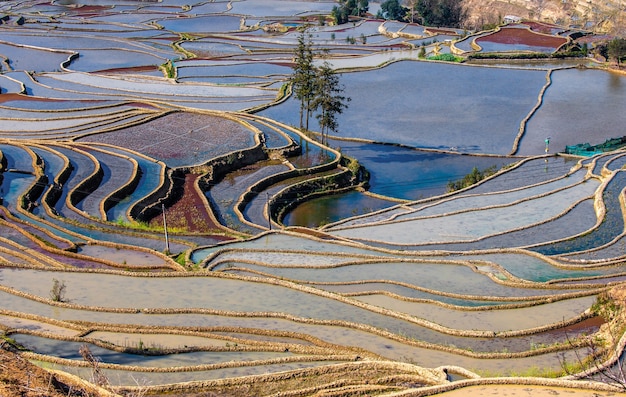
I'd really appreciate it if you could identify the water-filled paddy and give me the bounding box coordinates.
[415,197,598,252]
[531,171,626,256]
[0,266,591,353]
[228,0,336,17]
[158,15,242,33]
[13,334,300,368]
[0,288,596,375]
[50,361,350,386]
[1,0,626,393]
[78,112,258,168]
[0,42,73,73]
[335,140,515,199]
[329,179,599,246]
[68,49,167,73]
[262,60,547,154]
[204,260,587,300]
[282,190,395,227]
[354,295,596,332]
[85,331,244,350]
[521,68,626,155]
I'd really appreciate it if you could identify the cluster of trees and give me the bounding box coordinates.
[328,0,465,27]
[373,0,465,27]
[590,37,626,67]
[331,0,369,24]
[415,0,467,27]
[447,165,498,192]
[376,0,406,21]
[608,37,626,66]
[291,28,350,144]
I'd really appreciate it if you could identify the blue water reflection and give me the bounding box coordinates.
[284,140,515,227]
[336,140,515,198]
[261,61,546,154]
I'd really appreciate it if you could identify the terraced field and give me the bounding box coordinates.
[1,1,626,397]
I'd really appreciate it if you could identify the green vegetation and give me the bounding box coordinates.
[608,37,626,66]
[377,0,406,21]
[160,60,176,79]
[592,292,620,321]
[447,165,498,192]
[291,28,351,142]
[174,252,188,267]
[277,83,289,101]
[342,155,361,175]
[1,334,27,351]
[312,61,350,145]
[331,0,369,24]
[428,53,464,62]
[416,0,466,27]
[377,0,465,26]
[292,27,316,131]
[115,217,153,230]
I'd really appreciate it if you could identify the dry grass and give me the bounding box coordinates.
[0,340,98,397]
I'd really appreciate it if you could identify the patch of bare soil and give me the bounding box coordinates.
[148,173,223,233]
[476,27,567,47]
[0,342,96,397]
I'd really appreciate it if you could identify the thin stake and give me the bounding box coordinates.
[162,203,170,254]
[266,192,272,230]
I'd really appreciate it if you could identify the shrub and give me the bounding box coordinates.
[49,278,67,302]
[447,165,498,192]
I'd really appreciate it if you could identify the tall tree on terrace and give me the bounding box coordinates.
[291,26,316,130]
[311,61,351,145]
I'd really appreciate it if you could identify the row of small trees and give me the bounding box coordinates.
[291,27,350,144]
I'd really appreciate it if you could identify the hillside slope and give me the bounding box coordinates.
[462,0,625,34]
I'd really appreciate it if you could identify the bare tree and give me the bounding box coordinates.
[559,291,626,391]
[79,344,110,389]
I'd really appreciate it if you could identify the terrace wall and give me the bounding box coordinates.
[22,173,48,212]
[102,157,142,217]
[0,148,5,197]
[21,152,47,212]
[266,140,301,159]
[0,147,6,172]
[42,158,74,213]
[196,143,267,191]
[68,162,104,209]
[131,167,185,222]
[272,168,358,223]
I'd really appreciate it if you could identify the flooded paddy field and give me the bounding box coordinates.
[1,0,626,396]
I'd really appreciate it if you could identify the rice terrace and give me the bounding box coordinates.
[2,0,626,396]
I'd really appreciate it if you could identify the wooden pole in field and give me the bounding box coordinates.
[162,203,170,254]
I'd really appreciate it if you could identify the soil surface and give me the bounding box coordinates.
[435,384,623,396]
[0,343,93,397]
[476,27,567,47]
